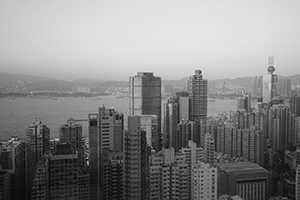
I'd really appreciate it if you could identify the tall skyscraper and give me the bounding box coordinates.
[25,119,50,200]
[277,76,291,97]
[262,56,277,104]
[176,120,200,152]
[123,116,149,200]
[88,107,124,200]
[129,72,162,151]
[177,91,190,121]
[59,118,85,166]
[188,69,208,121]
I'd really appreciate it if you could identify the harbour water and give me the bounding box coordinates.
[0,96,243,141]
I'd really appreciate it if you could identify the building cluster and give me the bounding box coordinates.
[0,57,300,200]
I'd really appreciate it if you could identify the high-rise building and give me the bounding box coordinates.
[149,141,203,200]
[138,115,158,151]
[88,107,124,200]
[262,56,277,104]
[188,69,208,121]
[204,133,215,165]
[48,145,79,200]
[241,127,266,167]
[252,76,263,97]
[180,141,204,200]
[176,120,200,152]
[296,165,300,199]
[177,91,190,121]
[163,97,179,149]
[191,162,217,200]
[237,94,251,113]
[59,118,85,166]
[215,161,273,200]
[129,72,162,151]
[290,95,300,117]
[268,104,291,151]
[25,119,50,200]
[103,151,123,200]
[31,161,48,200]
[123,116,149,200]
[277,76,291,97]
[149,148,189,200]
[0,137,26,200]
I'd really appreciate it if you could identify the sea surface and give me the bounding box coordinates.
[0,96,246,141]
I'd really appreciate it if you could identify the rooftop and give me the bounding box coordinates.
[215,161,270,176]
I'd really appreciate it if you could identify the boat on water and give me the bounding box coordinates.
[208,98,216,102]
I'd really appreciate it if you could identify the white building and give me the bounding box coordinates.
[191,162,217,200]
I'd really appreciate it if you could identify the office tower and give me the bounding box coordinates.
[123,116,149,200]
[88,107,124,200]
[215,161,273,200]
[163,97,179,148]
[177,91,190,121]
[262,56,277,103]
[191,162,217,200]
[277,76,291,97]
[129,72,162,151]
[49,144,79,200]
[204,133,215,165]
[25,119,50,200]
[241,127,266,167]
[0,137,26,200]
[297,165,300,199]
[290,95,300,117]
[103,151,123,200]
[59,118,85,166]
[149,148,189,200]
[252,76,263,97]
[31,161,48,200]
[188,69,208,121]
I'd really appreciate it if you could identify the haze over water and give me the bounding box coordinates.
[0,96,245,141]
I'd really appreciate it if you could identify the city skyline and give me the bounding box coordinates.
[1,0,300,81]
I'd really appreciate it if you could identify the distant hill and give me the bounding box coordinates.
[1,72,299,91]
[163,77,189,88]
[27,80,76,91]
[288,74,300,86]
[72,78,105,84]
[209,77,254,88]
[0,72,54,87]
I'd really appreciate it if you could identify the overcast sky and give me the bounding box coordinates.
[0,0,299,81]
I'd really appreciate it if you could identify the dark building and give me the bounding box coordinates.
[123,116,149,200]
[129,72,162,151]
[88,107,124,200]
[25,119,50,200]
[59,118,85,166]
[215,161,273,200]
[188,69,208,121]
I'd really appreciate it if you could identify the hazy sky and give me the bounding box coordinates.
[0,0,299,81]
